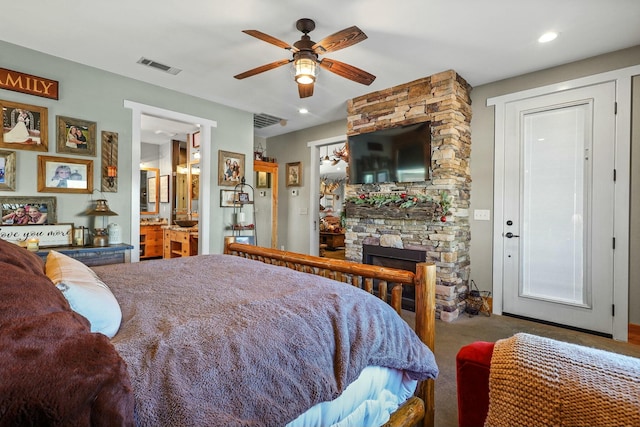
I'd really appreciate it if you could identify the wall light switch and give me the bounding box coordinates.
[259,191,266,197]
[474,209,491,221]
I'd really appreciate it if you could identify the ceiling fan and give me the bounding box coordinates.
[234,18,376,98]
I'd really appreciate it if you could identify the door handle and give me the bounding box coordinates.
[505,232,520,238]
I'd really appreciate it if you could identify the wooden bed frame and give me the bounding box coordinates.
[224,237,436,427]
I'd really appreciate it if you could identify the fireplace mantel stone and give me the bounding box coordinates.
[345,70,472,322]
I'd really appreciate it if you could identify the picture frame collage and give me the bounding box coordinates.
[0,95,119,245]
[1,98,117,198]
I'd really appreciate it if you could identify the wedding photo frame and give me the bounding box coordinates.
[0,195,57,225]
[0,99,48,151]
[37,155,93,194]
[218,150,245,186]
[0,150,16,191]
[286,161,302,187]
[56,115,97,156]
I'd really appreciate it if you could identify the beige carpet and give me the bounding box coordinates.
[401,312,640,427]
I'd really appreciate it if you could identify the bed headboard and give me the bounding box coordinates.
[223,236,436,427]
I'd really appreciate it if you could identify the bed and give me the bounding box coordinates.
[0,236,437,427]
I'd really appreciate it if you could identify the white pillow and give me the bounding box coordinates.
[45,250,122,338]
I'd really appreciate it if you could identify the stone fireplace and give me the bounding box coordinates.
[345,70,472,321]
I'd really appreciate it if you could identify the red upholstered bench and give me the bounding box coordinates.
[455,341,495,427]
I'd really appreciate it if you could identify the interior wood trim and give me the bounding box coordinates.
[253,160,278,248]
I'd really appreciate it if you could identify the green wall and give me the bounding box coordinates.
[0,40,254,254]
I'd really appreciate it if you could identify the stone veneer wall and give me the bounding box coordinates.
[345,70,472,321]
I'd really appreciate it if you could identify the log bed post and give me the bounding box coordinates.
[223,237,436,427]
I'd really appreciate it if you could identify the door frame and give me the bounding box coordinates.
[488,65,640,341]
[125,100,217,262]
[307,134,347,256]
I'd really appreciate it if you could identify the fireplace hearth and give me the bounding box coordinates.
[363,244,427,312]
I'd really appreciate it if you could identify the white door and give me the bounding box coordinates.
[502,82,616,335]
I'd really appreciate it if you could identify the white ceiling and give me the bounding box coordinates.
[1,1,639,140]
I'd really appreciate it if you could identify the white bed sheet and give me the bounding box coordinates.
[286,366,417,427]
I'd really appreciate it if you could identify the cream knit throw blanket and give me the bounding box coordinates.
[485,333,640,427]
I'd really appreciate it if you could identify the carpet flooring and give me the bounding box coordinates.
[401,312,640,427]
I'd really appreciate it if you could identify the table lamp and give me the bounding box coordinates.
[85,199,118,246]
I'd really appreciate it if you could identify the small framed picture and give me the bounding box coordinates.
[238,192,250,203]
[192,131,200,148]
[159,175,170,203]
[0,99,48,151]
[220,189,237,207]
[0,150,17,191]
[286,161,302,187]
[37,155,93,194]
[256,170,270,188]
[1,195,57,225]
[56,115,97,157]
[218,150,245,186]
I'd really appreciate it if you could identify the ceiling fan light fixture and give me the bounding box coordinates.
[294,57,318,84]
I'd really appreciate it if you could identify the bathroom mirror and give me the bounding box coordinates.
[140,167,159,215]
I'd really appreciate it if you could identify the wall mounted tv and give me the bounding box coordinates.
[347,122,431,184]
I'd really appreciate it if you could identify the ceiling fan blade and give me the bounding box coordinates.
[312,26,367,54]
[319,58,376,85]
[298,82,314,98]
[234,59,291,80]
[242,30,299,52]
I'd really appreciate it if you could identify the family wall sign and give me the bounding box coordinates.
[0,68,59,100]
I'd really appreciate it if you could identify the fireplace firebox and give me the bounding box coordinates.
[362,244,427,311]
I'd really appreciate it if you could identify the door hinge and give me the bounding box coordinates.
[613,169,617,182]
[613,237,616,249]
[612,304,615,317]
[614,102,618,115]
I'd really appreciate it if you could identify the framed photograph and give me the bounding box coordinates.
[159,175,170,203]
[37,155,93,194]
[286,161,302,187]
[256,170,270,189]
[218,150,245,186]
[192,131,200,148]
[220,189,237,207]
[56,115,97,156]
[147,176,157,203]
[238,192,250,203]
[0,99,48,151]
[1,196,57,225]
[0,150,16,191]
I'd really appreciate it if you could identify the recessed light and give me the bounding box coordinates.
[538,32,558,43]
[299,108,309,114]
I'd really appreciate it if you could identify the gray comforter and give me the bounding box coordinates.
[93,254,438,427]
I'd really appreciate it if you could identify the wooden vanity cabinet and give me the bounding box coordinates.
[140,224,164,259]
[163,227,198,259]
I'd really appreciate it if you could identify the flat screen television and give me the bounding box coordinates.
[347,122,431,184]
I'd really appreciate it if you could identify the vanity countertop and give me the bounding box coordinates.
[162,225,198,232]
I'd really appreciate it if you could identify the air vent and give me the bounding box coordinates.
[136,57,182,75]
[254,113,284,129]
